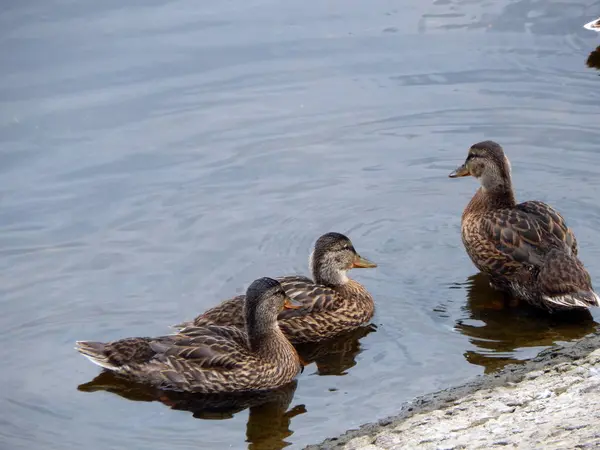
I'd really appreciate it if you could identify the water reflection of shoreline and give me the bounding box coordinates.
[79,375,305,450]
[455,273,597,374]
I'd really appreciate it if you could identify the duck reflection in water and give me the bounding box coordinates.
[453,273,597,374]
[79,375,305,450]
[77,325,374,448]
[295,324,376,376]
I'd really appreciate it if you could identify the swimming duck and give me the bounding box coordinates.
[584,17,600,31]
[449,140,599,311]
[175,232,377,344]
[76,277,303,393]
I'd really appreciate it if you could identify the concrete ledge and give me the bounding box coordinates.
[307,332,600,450]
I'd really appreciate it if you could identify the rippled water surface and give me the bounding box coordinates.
[2,1,600,449]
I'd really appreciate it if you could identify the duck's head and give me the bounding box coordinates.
[309,232,377,287]
[245,277,300,334]
[449,140,513,192]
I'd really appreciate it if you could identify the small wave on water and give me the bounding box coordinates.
[2,0,600,449]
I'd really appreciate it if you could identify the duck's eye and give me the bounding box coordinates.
[467,153,477,161]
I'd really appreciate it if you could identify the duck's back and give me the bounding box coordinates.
[177,275,373,344]
[278,275,345,315]
[277,277,374,343]
[516,200,578,255]
[461,196,599,308]
[461,196,578,277]
[178,295,247,330]
[174,275,319,330]
[78,325,300,393]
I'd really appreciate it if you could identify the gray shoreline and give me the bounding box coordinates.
[307,332,600,449]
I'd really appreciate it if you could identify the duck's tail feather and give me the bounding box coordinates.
[539,249,599,310]
[75,341,119,371]
[583,17,600,31]
[541,291,600,309]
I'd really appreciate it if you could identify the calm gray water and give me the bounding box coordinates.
[2,1,600,449]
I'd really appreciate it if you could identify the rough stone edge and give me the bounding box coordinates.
[305,331,600,450]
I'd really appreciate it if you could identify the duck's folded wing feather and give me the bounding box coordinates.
[517,201,578,254]
[177,325,249,349]
[277,276,343,320]
[475,209,547,273]
[176,295,247,329]
[152,326,248,370]
[477,203,579,273]
[177,275,344,328]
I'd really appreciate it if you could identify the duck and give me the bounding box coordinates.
[76,277,303,393]
[449,140,599,311]
[584,17,600,31]
[175,232,377,344]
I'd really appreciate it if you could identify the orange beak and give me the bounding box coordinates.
[352,254,377,269]
[284,297,302,310]
[449,163,470,178]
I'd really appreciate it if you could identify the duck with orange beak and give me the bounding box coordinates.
[175,232,378,344]
[76,277,303,393]
[449,140,599,311]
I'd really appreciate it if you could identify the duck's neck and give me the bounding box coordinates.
[309,250,350,287]
[247,324,298,365]
[314,267,349,287]
[312,264,372,307]
[464,184,516,217]
[247,318,279,353]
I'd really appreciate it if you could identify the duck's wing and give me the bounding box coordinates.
[517,201,577,254]
[76,325,249,374]
[175,275,343,329]
[470,208,552,276]
[177,324,249,348]
[152,325,249,371]
[142,326,254,390]
[174,295,247,330]
[277,276,344,320]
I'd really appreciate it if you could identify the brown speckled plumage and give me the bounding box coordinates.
[76,278,302,393]
[175,232,377,344]
[450,141,599,311]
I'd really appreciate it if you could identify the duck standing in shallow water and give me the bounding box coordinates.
[449,140,599,311]
[175,232,377,344]
[76,278,303,393]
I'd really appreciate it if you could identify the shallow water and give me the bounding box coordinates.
[1,1,600,449]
